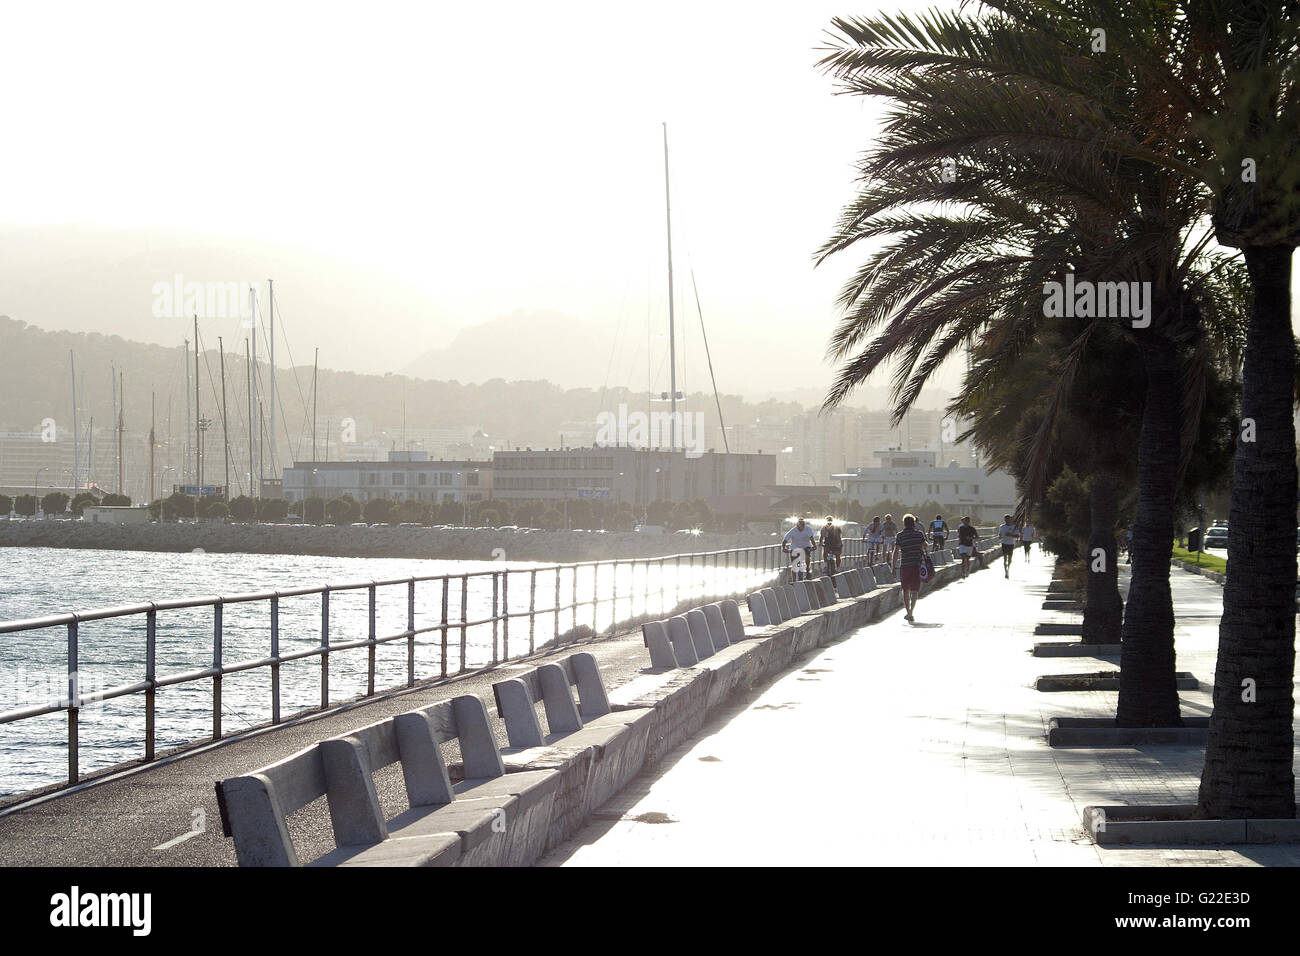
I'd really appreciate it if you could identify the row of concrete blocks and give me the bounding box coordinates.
[1171,557,1226,585]
[215,545,993,867]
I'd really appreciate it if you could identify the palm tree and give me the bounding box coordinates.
[816,5,1240,726]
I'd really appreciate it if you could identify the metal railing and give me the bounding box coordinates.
[0,541,798,790]
[0,527,999,794]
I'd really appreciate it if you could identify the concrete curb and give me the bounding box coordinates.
[1032,641,1122,657]
[1171,557,1226,586]
[1035,671,1198,692]
[1033,623,1083,636]
[1083,804,1300,845]
[1048,716,1210,747]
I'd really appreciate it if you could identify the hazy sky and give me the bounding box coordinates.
[1,1,1294,402]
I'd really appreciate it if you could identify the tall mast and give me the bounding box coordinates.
[312,348,319,464]
[194,316,201,491]
[219,336,230,498]
[268,278,276,481]
[149,391,156,504]
[117,371,125,495]
[70,351,78,494]
[111,364,118,487]
[663,122,678,452]
[184,340,191,487]
[251,290,258,495]
[246,337,254,499]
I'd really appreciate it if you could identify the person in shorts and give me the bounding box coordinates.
[956,516,979,579]
[998,514,1020,578]
[1021,521,1035,561]
[882,514,898,562]
[929,514,949,553]
[782,516,818,582]
[865,516,883,564]
[892,514,928,622]
[820,516,843,575]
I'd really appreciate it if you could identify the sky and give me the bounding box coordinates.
[0,0,1294,403]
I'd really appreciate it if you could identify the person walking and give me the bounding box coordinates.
[929,514,949,553]
[998,514,1020,578]
[1021,520,1036,562]
[782,516,818,582]
[882,514,898,563]
[820,516,843,576]
[956,516,980,579]
[865,516,883,564]
[892,514,928,622]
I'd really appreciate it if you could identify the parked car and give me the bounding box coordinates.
[1203,526,1228,549]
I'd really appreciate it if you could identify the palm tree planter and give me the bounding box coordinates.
[1036,670,1197,692]
[1081,804,1300,846]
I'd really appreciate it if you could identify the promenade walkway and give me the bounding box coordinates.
[541,556,1300,866]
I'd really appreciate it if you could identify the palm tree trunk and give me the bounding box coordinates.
[1116,334,1181,727]
[1082,476,1123,643]
[1198,245,1297,819]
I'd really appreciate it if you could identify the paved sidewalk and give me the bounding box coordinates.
[541,555,1300,866]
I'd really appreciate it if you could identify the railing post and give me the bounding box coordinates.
[610,559,618,636]
[502,571,510,661]
[591,562,599,631]
[571,563,578,638]
[145,606,156,761]
[440,577,449,680]
[528,568,537,654]
[407,579,416,688]
[554,566,561,644]
[459,574,468,674]
[213,599,223,740]
[321,589,331,709]
[367,583,377,697]
[67,617,79,785]
[271,594,281,724]
[491,572,500,665]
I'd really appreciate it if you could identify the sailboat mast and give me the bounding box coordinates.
[312,348,318,464]
[246,337,254,499]
[150,391,156,504]
[117,371,125,496]
[268,278,276,482]
[184,340,191,487]
[194,316,202,491]
[70,351,78,494]
[663,122,678,453]
[219,336,230,499]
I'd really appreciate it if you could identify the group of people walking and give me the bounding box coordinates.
[780,511,1040,624]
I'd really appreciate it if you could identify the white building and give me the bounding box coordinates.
[281,451,491,504]
[832,449,1018,523]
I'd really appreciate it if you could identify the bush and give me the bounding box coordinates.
[303,497,326,525]
[41,491,70,515]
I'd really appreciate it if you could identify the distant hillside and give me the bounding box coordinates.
[0,316,804,454]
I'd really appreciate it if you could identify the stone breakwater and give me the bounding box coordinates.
[0,520,777,563]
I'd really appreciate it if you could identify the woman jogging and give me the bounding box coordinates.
[998,514,1020,578]
[956,516,980,579]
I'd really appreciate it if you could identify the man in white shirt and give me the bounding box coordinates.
[782,517,818,581]
[998,515,1020,578]
[1021,521,1036,562]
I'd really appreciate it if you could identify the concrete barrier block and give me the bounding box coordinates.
[685,609,717,661]
[745,592,771,627]
[492,678,546,749]
[666,615,700,666]
[772,586,793,621]
[793,581,814,612]
[641,620,679,670]
[319,736,389,847]
[539,663,584,734]
[719,600,747,643]
[818,575,837,604]
[702,603,731,650]
[394,710,456,806]
[571,652,612,720]
[761,589,784,625]
[219,772,300,867]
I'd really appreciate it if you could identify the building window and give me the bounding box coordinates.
[438,473,451,486]
[367,473,378,485]
[392,472,405,486]
[467,472,479,486]
[418,473,428,485]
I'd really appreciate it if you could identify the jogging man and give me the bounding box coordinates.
[998,514,1020,578]
[820,516,843,576]
[1021,520,1036,562]
[782,516,818,582]
[929,514,949,553]
[882,514,898,563]
[956,516,980,579]
[892,514,928,622]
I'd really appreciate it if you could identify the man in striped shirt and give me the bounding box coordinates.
[892,513,928,622]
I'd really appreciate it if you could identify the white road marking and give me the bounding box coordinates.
[153,828,204,850]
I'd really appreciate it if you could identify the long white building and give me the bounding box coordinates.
[832,449,1018,523]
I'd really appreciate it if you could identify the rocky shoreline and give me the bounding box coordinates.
[0,520,777,563]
